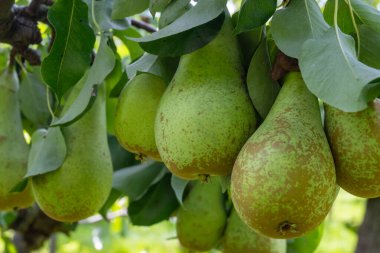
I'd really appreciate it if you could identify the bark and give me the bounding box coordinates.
[355,198,380,253]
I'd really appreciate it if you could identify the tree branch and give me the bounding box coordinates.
[131,19,157,33]
[0,0,14,20]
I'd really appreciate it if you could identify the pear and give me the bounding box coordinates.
[223,208,286,253]
[231,72,336,239]
[31,84,113,222]
[155,17,257,180]
[176,177,227,251]
[115,73,166,160]
[324,100,380,198]
[0,69,34,210]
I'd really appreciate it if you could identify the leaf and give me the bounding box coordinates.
[109,71,128,98]
[0,212,17,229]
[113,161,167,201]
[287,222,324,253]
[217,176,231,193]
[131,0,227,56]
[299,27,380,112]
[99,188,122,220]
[128,174,179,226]
[26,127,67,177]
[350,0,380,33]
[171,175,189,205]
[247,37,280,119]
[10,178,28,193]
[323,0,359,34]
[107,135,136,171]
[358,25,380,69]
[113,28,144,61]
[84,0,129,32]
[41,0,95,100]
[112,0,150,19]
[158,0,191,28]
[150,0,172,15]
[271,0,329,58]
[235,0,276,34]
[52,36,115,126]
[19,68,52,128]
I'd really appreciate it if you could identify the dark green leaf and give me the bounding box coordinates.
[113,161,167,201]
[235,0,276,33]
[19,68,52,128]
[109,71,128,98]
[10,178,28,193]
[171,175,189,205]
[299,27,380,112]
[323,0,359,34]
[150,0,173,15]
[128,174,179,226]
[350,0,380,33]
[271,0,329,58]
[26,127,67,177]
[112,0,150,19]
[41,0,95,100]
[287,223,324,253]
[0,212,17,229]
[158,0,191,28]
[247,37,280,119]
[52,36,115,126]
[358,25,380,69]
[132,0,227,56]
[99,188,122,220]
[84,0,129,32]
[113,28,144,62]
[108,135,137,170]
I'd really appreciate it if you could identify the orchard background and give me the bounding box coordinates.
[0,0,379,252]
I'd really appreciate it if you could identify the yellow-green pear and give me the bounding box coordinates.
[231,72,336,239]
[176,178,227,251]
[0,69,34,210]
[115,73,166,160]
[223,208,286,253]
[155,17,257,180]
[324,100,380,198]
[31,84,113,222]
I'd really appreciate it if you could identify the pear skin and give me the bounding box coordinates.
[324,100,380,198]
[115,73,166,161]
[155,18,257,180]
[31,84,113,222]
[176,178,227,251]
[231,72,336,239]
[223,208,286,253]
[0,70,34,210]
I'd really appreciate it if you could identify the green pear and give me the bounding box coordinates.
[0,69,34,210]
[31,84,113,222]
[176,177,227,251]
[114,73,166,161]
[223,208,286,253]
[324,100,380,198]
[155,17,257,180]
[231,72,336,239]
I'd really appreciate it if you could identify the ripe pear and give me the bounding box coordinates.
[115,73,166,161]
[0,69,34,210]
[176,177,227,251]
[155,18,257,180]
[223,208,286,253]
[324,100,380,198]
[231,72,336,239]
[31,84,113,222]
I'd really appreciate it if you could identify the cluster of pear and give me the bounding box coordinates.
[0,68,113,222]
[114,15,379,242]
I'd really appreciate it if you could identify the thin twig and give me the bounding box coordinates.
[131,19,157,33]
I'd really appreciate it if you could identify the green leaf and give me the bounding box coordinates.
[113,28,144,62]
[109,71,128,98]
[113,161,167,201]
[9,178,28,193]
[350,0,380,33]
[271,0,329,58]
[299,27,380,112]
[99,188,122,220]
[52,36,115,126]
[108,135,136,171]
[26,127,67,177]
[19,68,52,128]
[0,212,17,229]
[128,174,179,226]
[287,223,324,253]
[358,25,380,69]
[323,0,359,34]
[85,0,129,32]
[235,0,276,33]
[41,0,95,101]
[132,0,227,56]
[158,0,191,28]
[171,175,189,205]
[247,37,280,119]
[150,0,172,15]
[112,0,150,19]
